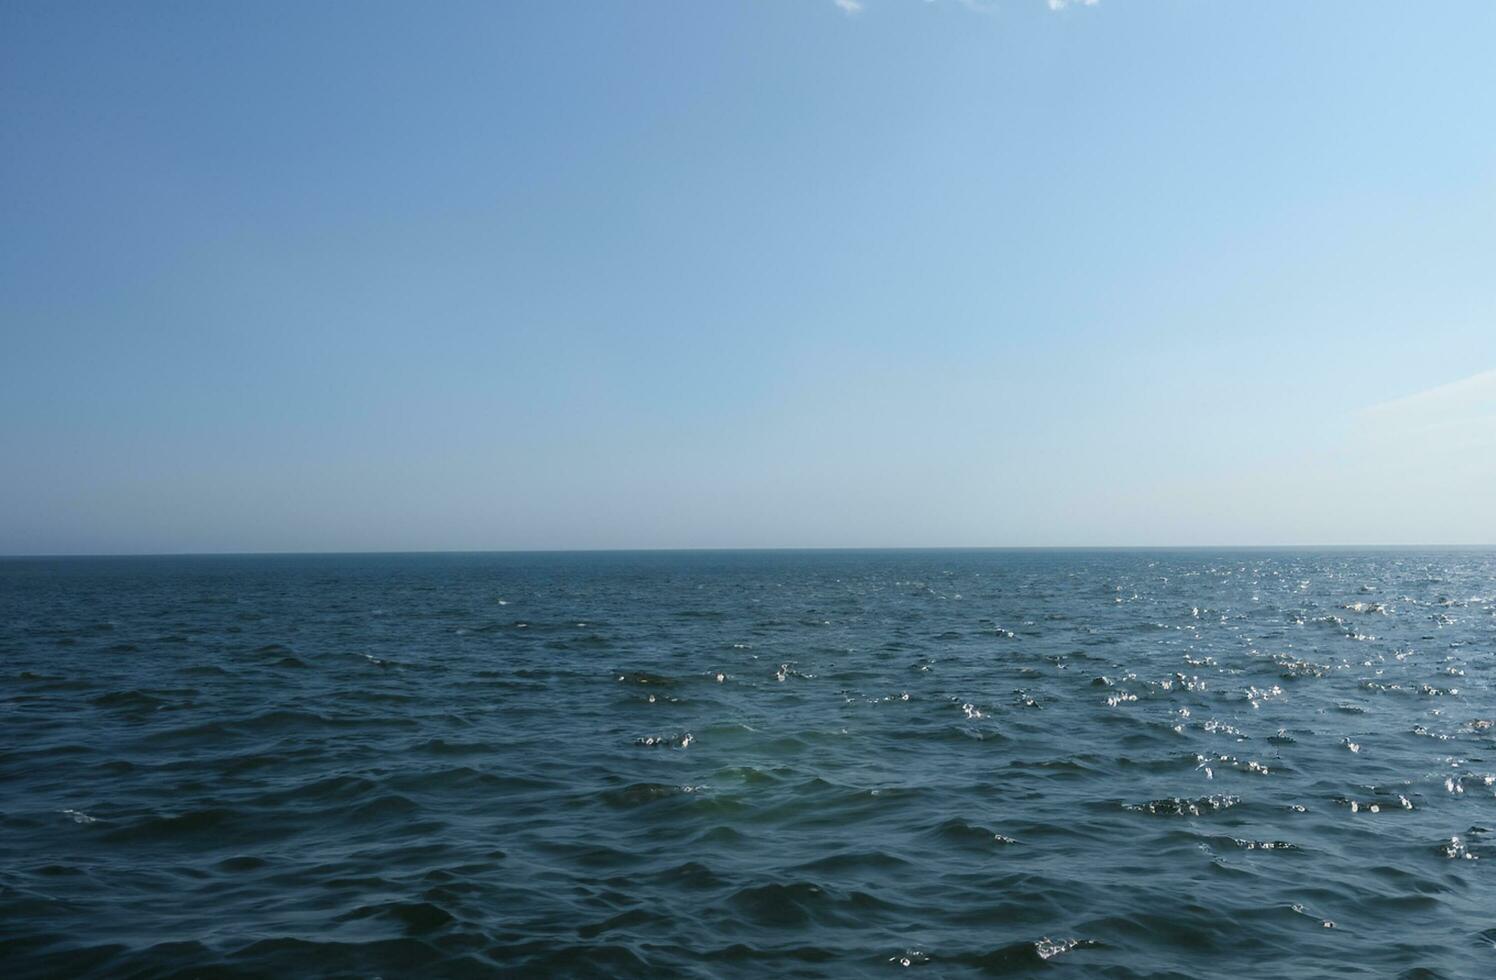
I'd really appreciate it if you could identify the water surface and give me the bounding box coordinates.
[2,549,1493,977]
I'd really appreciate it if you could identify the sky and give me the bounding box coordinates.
[2,0,1495,554]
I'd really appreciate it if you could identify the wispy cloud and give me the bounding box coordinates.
[1357,368,1496,453]
[832,0,1098,14]
[1361,368,1496,423]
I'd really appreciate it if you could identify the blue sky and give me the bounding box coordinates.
[3,0,1494,553]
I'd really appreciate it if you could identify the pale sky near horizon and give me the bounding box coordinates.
[3,1,1495,554]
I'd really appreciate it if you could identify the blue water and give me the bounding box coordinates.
[2,549,1493,977]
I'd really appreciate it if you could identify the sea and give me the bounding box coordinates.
[1,549,1493,978]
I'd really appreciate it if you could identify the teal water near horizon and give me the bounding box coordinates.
[3,549,1494,977]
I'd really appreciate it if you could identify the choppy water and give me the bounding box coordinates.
[2,550,1494,978]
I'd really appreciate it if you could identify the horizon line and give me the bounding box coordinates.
[3,543,1494,560]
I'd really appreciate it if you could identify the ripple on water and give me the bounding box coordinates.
[4,549,1495,978]
[1124,795,1241,817]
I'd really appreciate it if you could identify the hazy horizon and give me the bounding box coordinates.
[5,543,1495,560]
[5,1,1495,555]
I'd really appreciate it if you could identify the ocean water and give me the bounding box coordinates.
[1,549,1493,978]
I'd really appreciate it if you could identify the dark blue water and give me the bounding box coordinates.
[2,550,1493,978]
